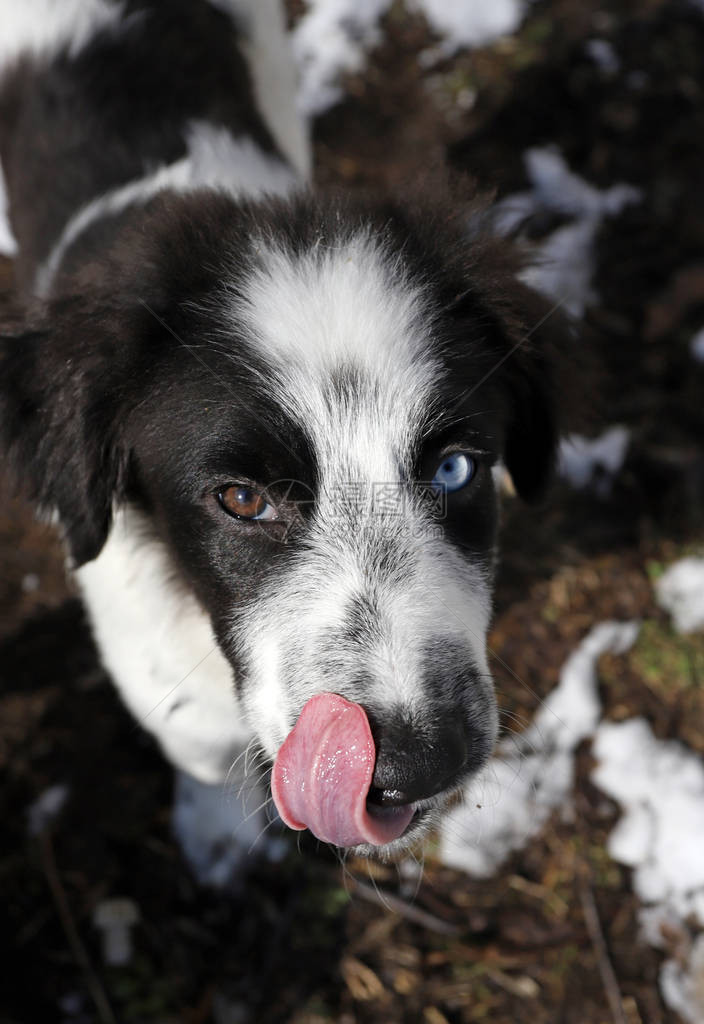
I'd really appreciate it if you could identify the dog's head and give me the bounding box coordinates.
[0,191,561,854]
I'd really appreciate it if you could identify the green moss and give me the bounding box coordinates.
[587,843,623,889]
[630,620,704,693]
[541,602,560,624]
[316,883,352,917]
[109,956,178,1021]
[553,944,580,978]
[645,560,666,583]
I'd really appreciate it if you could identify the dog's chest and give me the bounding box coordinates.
[76,507,250,783]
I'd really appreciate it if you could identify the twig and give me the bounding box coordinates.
[39,830,117,1024]
[345,874,461,936]
[578,866,628,1024]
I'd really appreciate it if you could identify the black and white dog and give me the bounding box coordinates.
[0,0,560,881]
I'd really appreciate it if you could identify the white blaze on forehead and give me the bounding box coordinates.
[232,231,441,477]
[226,232,494,744]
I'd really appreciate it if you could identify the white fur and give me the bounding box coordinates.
[0,158,18,256]
[36,121,299,297]
[234,231,439,459]
[0,0,126,74]
[207,0,312,180]
[75,507,250,785]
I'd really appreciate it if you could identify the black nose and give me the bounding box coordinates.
[366,712,469,808]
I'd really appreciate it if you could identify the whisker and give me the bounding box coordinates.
[234,792,276,833]
[364,860,396,915]
[247,811,280,854]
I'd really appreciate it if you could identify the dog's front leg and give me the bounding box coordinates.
[172,759,279,888]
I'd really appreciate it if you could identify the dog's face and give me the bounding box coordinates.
[0,192,559,853]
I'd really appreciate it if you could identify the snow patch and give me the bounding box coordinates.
[292,0,527,116]
[523,218,601,316]
[524,147,640,220]
[593,719,704,1022]
[438,621,638,876]
[690,327,704,363]
[593,720,704,913]
[411,0,525,54]
[22,572,40,593]
[584,38,620,74]
[660,936,704,1024]
[656,557,704,634]
[27,784,70,835]
[558,425,631,494]
[438,611,704,1020]
[494,147,641,317]
[292,0,393,116]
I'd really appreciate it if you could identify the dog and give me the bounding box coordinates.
[0,0,561,882]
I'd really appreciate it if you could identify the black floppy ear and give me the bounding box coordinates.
[0,303,130,565]
[445,271,564,503]
[498,281,563,502]
[503,364,557,501]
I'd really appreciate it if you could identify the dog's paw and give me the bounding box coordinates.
[172,771,284,888]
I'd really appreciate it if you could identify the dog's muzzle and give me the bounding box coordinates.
[271,693,485,848]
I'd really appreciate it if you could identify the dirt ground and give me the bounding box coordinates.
[2,1,704,1022]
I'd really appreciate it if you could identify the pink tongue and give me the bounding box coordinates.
[271,693,415,847]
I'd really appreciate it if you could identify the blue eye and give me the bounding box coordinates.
[432,453,476,492]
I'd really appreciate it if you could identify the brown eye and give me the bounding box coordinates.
[218,485,276,521]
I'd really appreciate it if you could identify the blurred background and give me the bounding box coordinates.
[2,1,704,1021]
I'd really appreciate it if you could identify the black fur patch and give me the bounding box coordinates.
[0,0,279,291]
